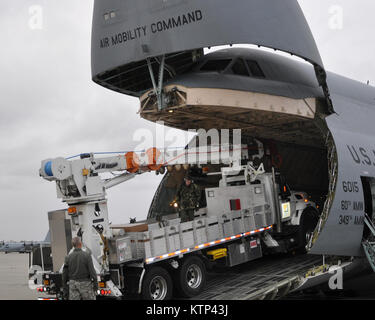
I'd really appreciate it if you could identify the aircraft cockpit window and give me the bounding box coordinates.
[200,59,231,72]
[231,59,250,76]
[246,60,266,78]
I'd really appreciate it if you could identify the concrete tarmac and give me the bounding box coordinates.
[1,251,375,300]
[0,252,40,300]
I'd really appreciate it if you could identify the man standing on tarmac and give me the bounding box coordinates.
[176,173,201,223]
[62,237,98,300]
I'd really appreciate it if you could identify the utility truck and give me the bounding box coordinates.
[31,142,318,300]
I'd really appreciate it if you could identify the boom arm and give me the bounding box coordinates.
[39,145,249,204]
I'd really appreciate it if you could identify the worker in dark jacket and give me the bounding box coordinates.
[62,237,98,300]
[176,174,201,222]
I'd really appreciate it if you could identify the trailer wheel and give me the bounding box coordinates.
[298,208,319,252]
[174,256,206,298]
[141,266,173,300]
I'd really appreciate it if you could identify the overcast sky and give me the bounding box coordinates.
[0,0,374,241]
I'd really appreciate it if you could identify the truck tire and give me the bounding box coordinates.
[298,207,319,252]
[174,256,206,298]
[141,266,173,300]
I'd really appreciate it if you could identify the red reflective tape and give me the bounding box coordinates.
[229,199,241,211]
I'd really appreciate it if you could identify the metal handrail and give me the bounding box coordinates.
[362,213,375,273]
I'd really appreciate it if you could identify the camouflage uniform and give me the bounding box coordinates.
[176,182,201,222]
[68,280,97,300]
[62,248,98,300]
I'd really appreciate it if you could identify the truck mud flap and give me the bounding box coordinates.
[122,266,145,296]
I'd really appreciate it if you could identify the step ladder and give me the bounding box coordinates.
[362,213,375,272]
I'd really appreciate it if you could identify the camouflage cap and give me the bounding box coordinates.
[184,173,193,181]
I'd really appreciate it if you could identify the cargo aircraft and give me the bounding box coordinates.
[0,232,50,254]
[85,0,375,293]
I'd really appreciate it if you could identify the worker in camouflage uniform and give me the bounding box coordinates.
[176,174,201,222]
[62,237,98,300]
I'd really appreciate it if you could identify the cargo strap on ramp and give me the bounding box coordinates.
[191,254,322,300]
[362,214,375,273]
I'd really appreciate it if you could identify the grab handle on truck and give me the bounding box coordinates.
[272,167,282,233]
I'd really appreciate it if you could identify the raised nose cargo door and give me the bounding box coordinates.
[91,0,333,112]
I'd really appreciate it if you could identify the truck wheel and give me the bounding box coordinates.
[174,256,206,298]
[141,266,173,300]
[298,208,319,252]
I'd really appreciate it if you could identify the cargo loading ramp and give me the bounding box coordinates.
[191,254,322,300]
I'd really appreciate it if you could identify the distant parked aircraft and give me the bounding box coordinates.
[0,232,50,254]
